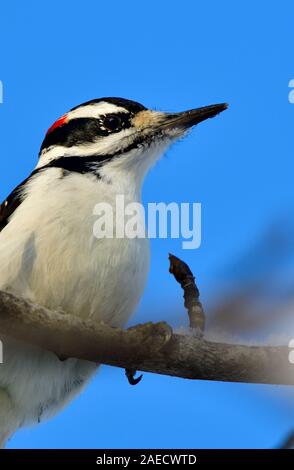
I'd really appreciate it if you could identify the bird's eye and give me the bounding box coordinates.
[102,115,123,132]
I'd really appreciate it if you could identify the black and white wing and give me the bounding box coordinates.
[0,178,30,232]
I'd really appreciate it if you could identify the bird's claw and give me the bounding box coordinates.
[125,368,143,386]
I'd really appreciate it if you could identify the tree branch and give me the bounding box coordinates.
[0,279,293,385]
[169,253,205,333]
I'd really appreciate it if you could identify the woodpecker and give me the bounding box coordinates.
[0,97,227,446]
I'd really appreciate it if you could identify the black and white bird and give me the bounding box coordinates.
[0,97,227,446]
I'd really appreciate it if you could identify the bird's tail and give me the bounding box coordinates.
[0,388,19,448]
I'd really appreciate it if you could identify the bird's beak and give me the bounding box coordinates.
[132,102,228,141]
[159,103,228,132]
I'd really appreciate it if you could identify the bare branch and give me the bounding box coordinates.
[0,289,293,385]
[169,253,205,333]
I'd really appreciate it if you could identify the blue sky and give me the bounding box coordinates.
[0,0,294,448]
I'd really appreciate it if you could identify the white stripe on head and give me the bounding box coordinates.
[37,128,136,168]
[67,102,129,121]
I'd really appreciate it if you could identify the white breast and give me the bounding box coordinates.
[0,168,149,425]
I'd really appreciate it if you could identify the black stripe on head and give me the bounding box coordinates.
[36,129,157,179]
[39,119,162,178]
[40,97,147,154]
[40,113,131,153]
[37,130,159,178]
[39,155,110,175]
[70,97,146,114]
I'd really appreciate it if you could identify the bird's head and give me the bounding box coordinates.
[38,97,227,186]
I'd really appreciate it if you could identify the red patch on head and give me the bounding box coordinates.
[46,114,69,135]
